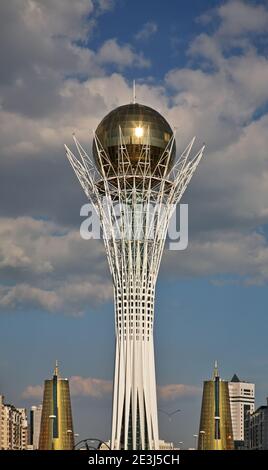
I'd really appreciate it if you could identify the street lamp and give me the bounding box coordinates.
[199,430,205,451]
[66,430,79,449]
[66,429,73,449]
[49,415,56,451]
[193,434,198,450]
[158,408,181,422]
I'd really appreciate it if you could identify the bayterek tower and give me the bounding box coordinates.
[65,97,204,450]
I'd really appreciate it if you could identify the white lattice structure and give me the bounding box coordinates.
[65,105,204,450]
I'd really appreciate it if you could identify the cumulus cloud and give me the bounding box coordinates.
[192,1,268,65]
[22,376,113,400]
[0,73,169,228]
[22,377,199,400]
[95,0,115,14]
[135,21,158,41]
[218,0,268,37]
[158,384,201,400]
[97,39,150,68]
[70,376,113,397]
[0,280,113,315]
[0,217,109,279]
[197,0,268,37]
[0,1,149,118]
[163,230,268,285]
[0,217,112,315]
[22,384,43,400]
[1,0,268,310]
[0,0,97,90]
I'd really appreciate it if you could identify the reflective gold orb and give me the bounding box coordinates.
[93,103,175,179]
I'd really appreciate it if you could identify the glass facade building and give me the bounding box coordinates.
[39,363,74,450]
[198,363,234,450]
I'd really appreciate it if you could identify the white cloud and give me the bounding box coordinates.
[0,217,113,315]
[21,375,113,399]
[22,384,43,399]
[197,0,268,38]
[1,0,268,296]
[0,217,106,276]
[0,1,149,120]
[218,0,268,37]
[0,285,60,312]
[135,21,158,41]
[22,377,199,400]
[0,280,113,315]
[158,384,201,400]
[70,376,113,397]
[0,0,97,88]
[22,376,113,400]
[97,39,150,68]
[24,0,95,40]
[163,230,268,285]
[96,0,115,13]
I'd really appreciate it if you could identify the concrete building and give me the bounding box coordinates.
[158,440,177,450]
[29,405,42,449]
[18,408,28,450]
[228,374,255,449]
[0,395,28,450]
[244,398,268,450]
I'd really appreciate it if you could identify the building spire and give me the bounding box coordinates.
[54,360,59,377]
[213,360,219,378]
[133,79,136,104]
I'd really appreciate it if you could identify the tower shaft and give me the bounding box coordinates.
[65,116,204,450]
[112,286,158,449]
[110,236,160,449]
[104,181,176,449]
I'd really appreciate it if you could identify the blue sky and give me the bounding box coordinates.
[1,0,268,449]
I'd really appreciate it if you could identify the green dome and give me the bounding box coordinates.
[93,103,175,178]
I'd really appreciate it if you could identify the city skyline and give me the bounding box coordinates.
[1,0,268,450]
[1,360,267,449]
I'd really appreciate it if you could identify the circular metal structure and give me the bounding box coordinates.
[74,438,111,451]
[93,103,176,177]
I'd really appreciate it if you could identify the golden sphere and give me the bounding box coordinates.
[93,103,175,179]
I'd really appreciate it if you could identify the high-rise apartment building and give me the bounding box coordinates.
[18,407,28,450]
[0,395,28,450]
[29,405,42,450]
[228,374,255,448]
[198,362,234,450]
[244,398,268,450]
[39,362,74,450]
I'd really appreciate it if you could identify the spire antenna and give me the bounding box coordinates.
[54,360,59,376]
[133,80,136,104]
[213,360,219,378]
